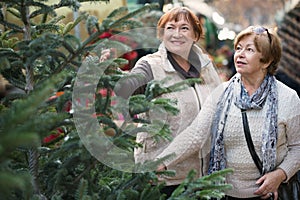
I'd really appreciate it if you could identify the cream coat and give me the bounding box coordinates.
[134,43,221,185]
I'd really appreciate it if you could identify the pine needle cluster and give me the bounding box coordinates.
[0,1,232,199]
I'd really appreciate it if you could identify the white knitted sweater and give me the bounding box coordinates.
[157,79,300,198]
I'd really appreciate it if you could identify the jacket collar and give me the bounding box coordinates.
[158,42,211,73]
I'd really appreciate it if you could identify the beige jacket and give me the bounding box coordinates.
[134,43,221,185]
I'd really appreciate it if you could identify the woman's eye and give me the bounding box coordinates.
[247,48,254,52]
[236,46,242,51]
[166,26,174,30]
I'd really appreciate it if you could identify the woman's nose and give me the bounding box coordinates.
[172,29,182,37]
[236,49,245,57]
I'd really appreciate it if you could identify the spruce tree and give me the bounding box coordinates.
[0,1,232,199]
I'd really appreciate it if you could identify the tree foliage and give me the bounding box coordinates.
[0,1,232,199]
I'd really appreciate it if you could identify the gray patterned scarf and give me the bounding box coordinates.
[208,73,278,175]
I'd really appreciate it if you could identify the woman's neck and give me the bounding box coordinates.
[241,74,266,96]
[171,53,190,72]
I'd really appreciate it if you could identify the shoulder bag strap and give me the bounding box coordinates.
[241,109,263,175]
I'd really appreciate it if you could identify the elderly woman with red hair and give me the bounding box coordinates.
[102,6,221,196]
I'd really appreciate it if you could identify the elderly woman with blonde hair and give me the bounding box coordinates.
[157,25,300,200]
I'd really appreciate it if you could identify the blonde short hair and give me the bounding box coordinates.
[234,26,282,75]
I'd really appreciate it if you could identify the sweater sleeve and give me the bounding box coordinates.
[277,89,300,181]
[114,59,153,98]
[156,83,225,167]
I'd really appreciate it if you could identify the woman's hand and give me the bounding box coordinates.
[254,168,287,200]
[99,48,116,62]
[157,164,167,172]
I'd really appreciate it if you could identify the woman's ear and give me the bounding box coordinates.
[262,60,273,72]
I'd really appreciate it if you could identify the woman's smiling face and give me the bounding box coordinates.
[162,18,196,57]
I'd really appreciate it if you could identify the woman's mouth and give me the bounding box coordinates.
[236,60,246,66]
[171,41,184,45]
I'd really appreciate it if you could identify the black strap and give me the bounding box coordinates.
[241,109,263,175]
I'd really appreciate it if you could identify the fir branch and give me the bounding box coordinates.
[0,73,26,90]
[0,48,21,59]
[23,113,69,136]
[75,179,89,200]
[73,159,98,185]
[0,20,23,33]
[28,148,41,195]
[63,34,82,52]
[29,2,56,19]
[48,15,66,25]
[51,0,88,11]
[0,71,67,131]
[140,183,164,200]
[35,23,61,33]
[0,172,31,198]
[6,7,21,19]
[62,13,88,35]
[109,3,160,29]
[145,77,202,100]
[106,6,129,20]
[53,31,101,74]
[0,131,40,157]
[1,92,27,105]
[110,19,144,30]
[168,168,234,200]
[167,78,202,93]
[26,49,67,68]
